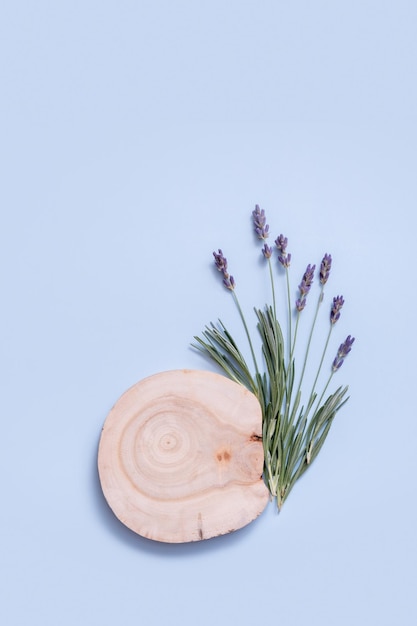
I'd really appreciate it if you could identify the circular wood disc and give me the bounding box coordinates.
[98,369,269,543]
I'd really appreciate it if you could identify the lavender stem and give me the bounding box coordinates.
[232,290,261,384]
[294,286,324,403]
[285,267,292,363]
[311,323,333,400]
[268,257,277,320]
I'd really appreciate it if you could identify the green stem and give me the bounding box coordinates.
[315,370,335,411]
[268,257,277,320]
[311,323,333,399]
[294,287,324,402]
[290,311,300,365]
[303,322,335,423]
[285,266,292,362]
[232,291,261,384]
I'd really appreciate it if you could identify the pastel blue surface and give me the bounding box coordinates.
[1,2,416,625]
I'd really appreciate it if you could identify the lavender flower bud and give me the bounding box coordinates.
[275,235,291,267]
[278,252,291,268]
[332,335,355,371]
[295,264,315,312]
[252,204,270,240]
[330,295,344,324]
[213,249,235,291]
[275,234,288,253]
[262,243,273,259]
[213,249,228,273]
[223,275,236,290]
[298,264,315,296]
[296,297,306,312]
[320,253,332,285]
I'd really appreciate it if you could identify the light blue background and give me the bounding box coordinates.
[1,1,416,625]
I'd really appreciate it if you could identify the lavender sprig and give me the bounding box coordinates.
[274,233,292,358]
[313,332,354,407]
[213,249,236,291]
[332,335,355,371]
[211,249,260,379]
[213,248,228,273]
[320,253,332,285]
[252,204,270,240]
[305,291,348,423]
[295,264,315,312]
[330,295,344,324]
[309,292,344,399]
[275,234,291,268]
[291,263,316,370]
[254,205,276,317]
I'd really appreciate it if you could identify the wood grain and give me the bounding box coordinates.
[98,369,269,543]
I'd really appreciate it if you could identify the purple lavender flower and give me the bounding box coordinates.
[275,234,291,267]
[275,234,288,253]
[213,249,235,290]
[330,295,344,324]
[295,264,315,312]
[222,275,236,290]
[320,253,332,285]
[332,335,355,371]
[262,243,273,259]
[252,204,270,240]
[213,249,228,273]
[278,252,291,268]
[296,297,307,312]
[298,264,315,295]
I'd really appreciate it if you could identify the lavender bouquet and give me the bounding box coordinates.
[193,206,354,510]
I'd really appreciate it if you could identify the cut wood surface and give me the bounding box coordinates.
[98,369,269,543]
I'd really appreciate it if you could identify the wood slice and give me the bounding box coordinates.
[98,369,269,543]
